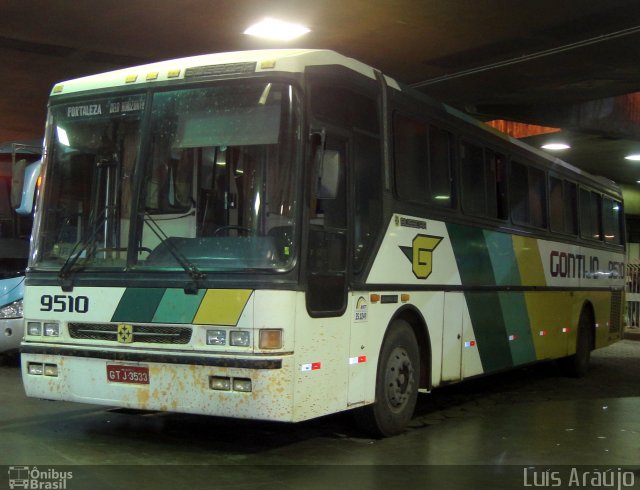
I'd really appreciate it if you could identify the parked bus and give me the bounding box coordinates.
[21,50,625,436]
[0,142,41,360]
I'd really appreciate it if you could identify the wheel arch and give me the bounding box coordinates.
[579,300,596,351]
[389,305,432,390]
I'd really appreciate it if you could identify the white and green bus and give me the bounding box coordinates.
[21,50,625,436]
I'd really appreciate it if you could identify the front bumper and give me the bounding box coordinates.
[21,344,295,422]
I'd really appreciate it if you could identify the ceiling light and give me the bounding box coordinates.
[541,143,570,150]
[625,154,640,161]
[244,18,310,41]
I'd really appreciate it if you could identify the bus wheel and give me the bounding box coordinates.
[559,309,593,378]
[354,320,419,437]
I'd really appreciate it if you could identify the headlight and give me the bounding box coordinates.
[28,363,44,375]
[230,330,251,347]
[44,322,60,337]
[27,321,42,336]
[206,329,226,345]
[0,299,23,319]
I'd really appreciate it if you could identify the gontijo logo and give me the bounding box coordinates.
[400,234,443,280]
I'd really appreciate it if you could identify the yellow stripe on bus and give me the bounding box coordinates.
[193,289,253,326]
[523,291,574,360]
[512,236,546,287]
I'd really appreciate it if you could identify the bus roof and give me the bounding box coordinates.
[49,49,401,96]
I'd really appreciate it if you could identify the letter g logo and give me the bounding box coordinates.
[412,234,443,279]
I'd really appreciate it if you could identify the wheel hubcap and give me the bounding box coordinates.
[385,347,415,408]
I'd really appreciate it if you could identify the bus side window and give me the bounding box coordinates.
[393,113,428,201]
[429,126,454,207]
[393,113,453,207]
[564,181,578,235]
[528,166,546,228]
[460,144,506,220]
[579,188,602,240]
[603,196,622,245]
[510,161,546,228]
[550,177,578,235]
[549,176,564,232]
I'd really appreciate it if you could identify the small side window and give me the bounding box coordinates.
[603,197,622,245]
[393,114,428,201]
[510,161,546,228]
[579,188,602,240]
[549,177,577,235]
[428,126,454,207]
[460,142,506,219]
[393,113,453,207]
[460,142,486,215]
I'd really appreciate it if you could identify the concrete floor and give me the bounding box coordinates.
[1,341,639,489]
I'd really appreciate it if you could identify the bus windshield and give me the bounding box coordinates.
[34,81,300,274]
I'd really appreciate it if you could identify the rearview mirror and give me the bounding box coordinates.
[317,150,340,199]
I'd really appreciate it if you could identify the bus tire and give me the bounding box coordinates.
[559,309,593,378]
[354,320,419,437]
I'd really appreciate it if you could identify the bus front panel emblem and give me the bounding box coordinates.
[117,324,133,344]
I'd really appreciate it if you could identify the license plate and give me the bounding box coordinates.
[106,364,149,385]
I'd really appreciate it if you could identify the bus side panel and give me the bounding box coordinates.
[292,293,351,421]
[368,215,625,385]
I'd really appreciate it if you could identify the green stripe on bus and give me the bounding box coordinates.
[152,288,206,324]
[447,224,496,286]
[484,230,521,286]
[111,288,166,323]
[498,292,537,365]
[447,224,513,372]
[484,231,537,364]
[465,292,513,372]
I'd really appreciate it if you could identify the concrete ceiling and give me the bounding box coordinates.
[2,0,640,186]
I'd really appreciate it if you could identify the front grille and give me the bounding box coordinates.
[68,323,192,344]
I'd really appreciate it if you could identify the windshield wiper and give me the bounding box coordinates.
[143,211,207,294]
[58,211,109,291]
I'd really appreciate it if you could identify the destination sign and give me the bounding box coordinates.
[58,96,146,121]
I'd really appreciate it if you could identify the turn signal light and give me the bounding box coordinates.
[259,329,283,349]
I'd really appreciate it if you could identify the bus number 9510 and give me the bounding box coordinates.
[40,294,89,313]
